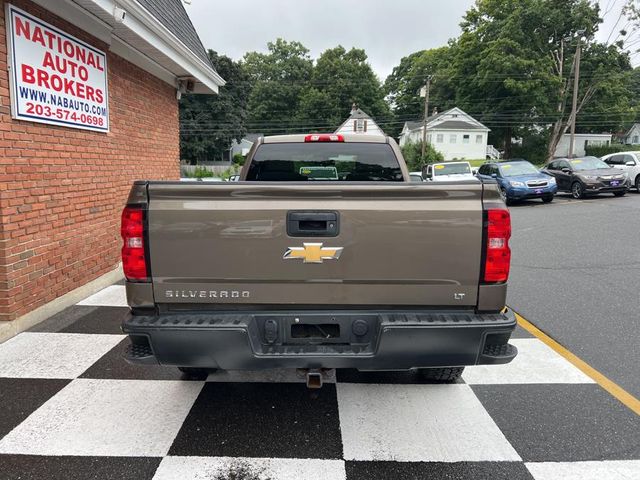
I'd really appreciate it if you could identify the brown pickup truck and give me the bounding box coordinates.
[121,133,517,386]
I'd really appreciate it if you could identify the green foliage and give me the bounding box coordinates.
[384,47,455,136]
[243,41,389,135]
[192,166,215,178]
[232,153,246,166]
[585,143,639,157]
[509,134,551,166]
[219,165,241,180]
[401,141,445,171]
[243,39,313,134]
[303,46,390,128]
[383,0,634,160]
[180,51,251,163]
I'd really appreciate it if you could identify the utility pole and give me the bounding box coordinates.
[420,76,432,162]
[568,30,585,159]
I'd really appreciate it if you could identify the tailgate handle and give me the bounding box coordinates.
[287,211,339,237]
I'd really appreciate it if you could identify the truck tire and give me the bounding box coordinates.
[178,367,214,380]
[571,181,585,199]
[416,367,465,382]
[542,194,554,203]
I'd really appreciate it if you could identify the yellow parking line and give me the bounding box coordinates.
[513,309,640,416]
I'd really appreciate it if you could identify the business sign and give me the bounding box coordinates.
[5,4,109,132]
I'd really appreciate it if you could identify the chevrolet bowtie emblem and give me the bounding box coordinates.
[283,243,344,264]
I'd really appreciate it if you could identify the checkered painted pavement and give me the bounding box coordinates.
[0,284,638,480]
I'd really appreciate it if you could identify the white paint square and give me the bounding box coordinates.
[462,339,595,385]
[77,285,127,307]
[337,383,520,462]
[0,379,203,457]
[0,332,123,379]
[153,457,346,480]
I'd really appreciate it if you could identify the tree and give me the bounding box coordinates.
[243,39,313,134]
[179,51,251,163]
[301,46,390,130]
[401,141,445,171]
[450,0,633,160]
[384,47,454,120]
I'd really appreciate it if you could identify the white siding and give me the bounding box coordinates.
[430,129,488,160]
[625,124,640,145]
[335,118,385,136]
[554,134,611,158]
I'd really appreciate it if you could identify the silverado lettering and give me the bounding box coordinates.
[165,290,250,299]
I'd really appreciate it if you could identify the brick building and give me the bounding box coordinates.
[0,0,224,340]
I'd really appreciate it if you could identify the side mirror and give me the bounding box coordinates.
[626,161,635,166]
[491,173,497,178]
[561,167,571,173]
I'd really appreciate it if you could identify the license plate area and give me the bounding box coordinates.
[291,323,340,339]
[256,314,378,347]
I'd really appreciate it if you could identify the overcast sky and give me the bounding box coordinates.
[186,0,636,81]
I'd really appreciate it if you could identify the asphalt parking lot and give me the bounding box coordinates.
[508,191,640,398]
[0,192,638,480]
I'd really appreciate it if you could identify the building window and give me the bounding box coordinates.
[427,134,432,143]
[354,119,367,133]
[463,134,470,144]
[450,134,457,144]
[476,135,483,144]
[633,136,639,144]
[436,134,443,143]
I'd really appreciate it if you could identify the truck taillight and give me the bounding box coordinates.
[121,206,148,281]
[484,209,511,283]
[304,134,344,142]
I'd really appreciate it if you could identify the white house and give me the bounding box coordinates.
[335,104,385,135]
[553,133,612,158]
[398,108,497,160]
[229,133,263,162]
[622,124,640,145]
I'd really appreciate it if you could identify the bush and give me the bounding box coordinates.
[401,141,445,171]
[509,134,549,166]
[585,144,638,158]
[193,166,214,178]
[233,153,246,166]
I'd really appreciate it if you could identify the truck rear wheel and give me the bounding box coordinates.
[178,367,214,380]
[416,367,465,382]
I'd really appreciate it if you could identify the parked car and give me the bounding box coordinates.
[477,160,557,204]
[409,171,424,182]
[423,161,477,182]
[601,152,640,191]
[542,157,629,199]
[228,175,240,182]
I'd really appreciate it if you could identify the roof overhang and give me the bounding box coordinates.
[29,0,224,94]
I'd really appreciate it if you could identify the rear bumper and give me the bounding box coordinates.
[122,308,518,370]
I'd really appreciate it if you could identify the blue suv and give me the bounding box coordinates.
[477,160,558,205]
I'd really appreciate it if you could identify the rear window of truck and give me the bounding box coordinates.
[245,143,403,181]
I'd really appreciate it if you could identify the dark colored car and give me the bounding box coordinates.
[542,157,630,199]
[477,160,557,205]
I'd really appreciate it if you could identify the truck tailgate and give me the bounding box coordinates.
[146,182,484,307]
